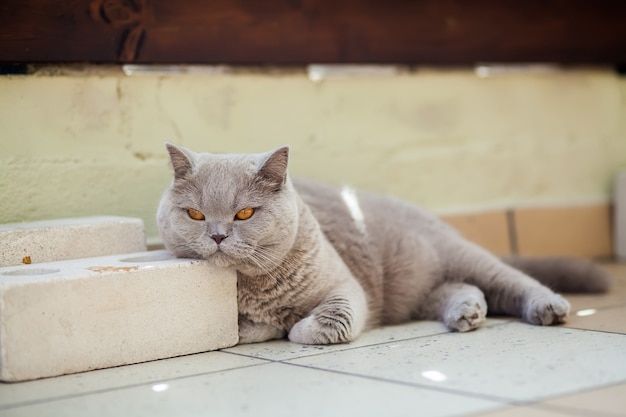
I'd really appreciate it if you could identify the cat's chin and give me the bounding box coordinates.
[206,252,261,275]
[206,251,239,268]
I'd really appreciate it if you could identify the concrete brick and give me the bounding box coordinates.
[0,250,238,382]
[0,216,146,267]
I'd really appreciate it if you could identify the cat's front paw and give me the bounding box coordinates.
[288,315,354,345]
[288,316,320,344]
[523,290,570,325]
[444,297,487,332]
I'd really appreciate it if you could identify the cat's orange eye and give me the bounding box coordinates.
[235,207,255,221]
[187,208,205,221]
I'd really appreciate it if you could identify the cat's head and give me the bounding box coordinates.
[157,143,299,275]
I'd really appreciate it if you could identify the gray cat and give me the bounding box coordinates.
[157,143,611,345]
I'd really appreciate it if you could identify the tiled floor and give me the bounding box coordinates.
[1,264,625,417]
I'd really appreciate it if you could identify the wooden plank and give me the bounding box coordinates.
[1,0,626,64]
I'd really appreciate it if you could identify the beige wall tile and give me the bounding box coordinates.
[441,211,511,256]
[541,383,626,416]
[514,204,613,258]
[565,305,626,333]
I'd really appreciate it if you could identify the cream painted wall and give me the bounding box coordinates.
[1,68,624,243]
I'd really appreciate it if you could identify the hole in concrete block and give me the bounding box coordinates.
[119,252,172,263]
[2,268,60,276]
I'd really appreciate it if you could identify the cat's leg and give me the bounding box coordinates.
[418,283,488,332]
[445,242,570,325]
[288,278,368,345]
[238,315,286,344]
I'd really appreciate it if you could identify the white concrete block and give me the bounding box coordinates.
[0,216,147,267]
[615,170,626,261]
[0,250,238,382]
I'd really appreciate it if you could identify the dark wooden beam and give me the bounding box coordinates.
[1,0,625,64]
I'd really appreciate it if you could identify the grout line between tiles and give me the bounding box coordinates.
[561,325,626,336]
[282,359,626,415]
[268,331,455,361]
[219,350,285,362]
[506,209,519,255]
[220,320,515,363]
[219,331,452,362]
[491,311,626,336]
[564,327,626,336]
[0,361,273,411]
[278,361,515,406]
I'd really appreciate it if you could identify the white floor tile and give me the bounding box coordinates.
[0,351,264,408]
[224,319,507,361]
[0,362,503,417]
[287,322,626,402]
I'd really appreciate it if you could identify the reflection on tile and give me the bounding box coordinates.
[0,363,502,417]
[540,383,626,416]
[0,352,264,408]
[288,322,626,402]
[224,319,506,361]
[564,305,626,333]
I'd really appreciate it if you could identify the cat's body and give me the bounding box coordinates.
[157,144,611,345]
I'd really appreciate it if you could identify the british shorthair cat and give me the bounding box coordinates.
[157,143,610,345]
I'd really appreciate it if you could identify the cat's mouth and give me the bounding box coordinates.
[206,248,243,268]
[203,243,257,270]
[207,250,232,266]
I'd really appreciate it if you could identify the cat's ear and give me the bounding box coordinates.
[165,142,195,180]
[257,146,289,190]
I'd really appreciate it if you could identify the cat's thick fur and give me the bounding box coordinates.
[157,143,611,345]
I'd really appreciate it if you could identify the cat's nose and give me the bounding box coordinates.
[210,234,227,245]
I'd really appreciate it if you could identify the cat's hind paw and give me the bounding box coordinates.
[523,290,570,325]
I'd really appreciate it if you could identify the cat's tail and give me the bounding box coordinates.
[502,256,612,293]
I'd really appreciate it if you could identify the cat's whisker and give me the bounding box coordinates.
[253,246,299,277]
[246,252,285,284]
[170,242,202,259]
[245,244,305,285]
[246,247,286,276]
